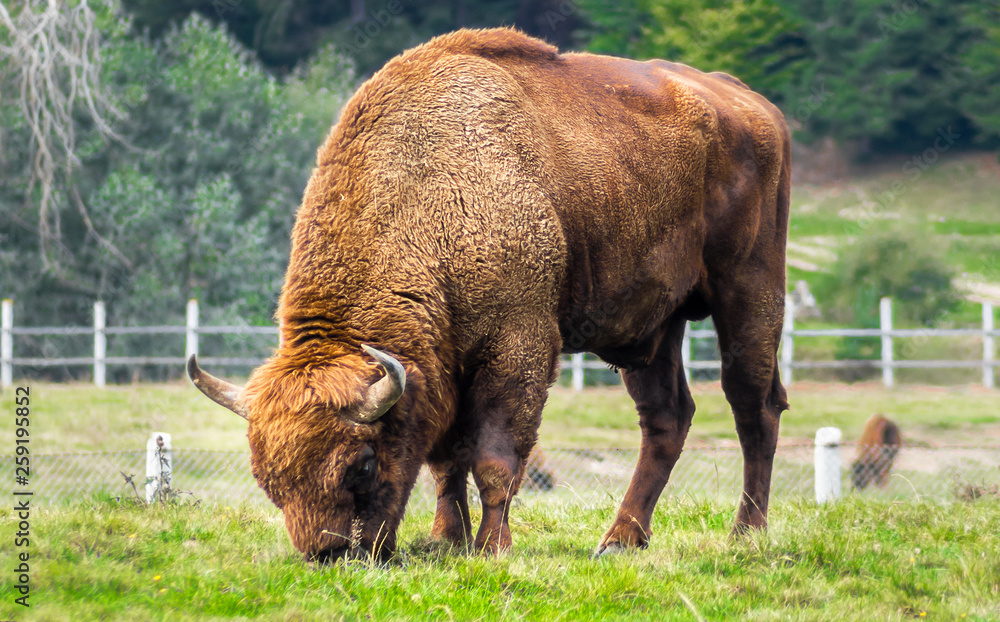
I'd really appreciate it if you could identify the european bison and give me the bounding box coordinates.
[851,414,901,490]
[188,27,790,561]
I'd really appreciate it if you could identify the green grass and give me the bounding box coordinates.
[2,381,251,453]
[2,496,998,621]
[3,375,999,619]
[543,383,1000,448]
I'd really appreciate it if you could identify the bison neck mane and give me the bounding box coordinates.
[270,170,457,450]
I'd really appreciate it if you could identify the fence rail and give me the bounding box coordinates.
[1,297,997,389]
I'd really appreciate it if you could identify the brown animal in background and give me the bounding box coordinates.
[851,414,901,490]
[523,449,556,492]
[188,27,791,561]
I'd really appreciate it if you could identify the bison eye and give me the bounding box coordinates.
[349,445,378,495]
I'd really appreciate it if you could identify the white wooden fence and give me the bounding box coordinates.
[1,297,997,389]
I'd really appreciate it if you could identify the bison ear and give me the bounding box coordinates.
[352,345,406,424]
[187,354,249,420]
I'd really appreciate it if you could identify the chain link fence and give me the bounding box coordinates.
[4,443,998,510]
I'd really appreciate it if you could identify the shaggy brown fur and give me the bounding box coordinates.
[191,27,791,561]
[851,414,901,490]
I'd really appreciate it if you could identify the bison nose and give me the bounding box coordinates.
[309,545,350,564]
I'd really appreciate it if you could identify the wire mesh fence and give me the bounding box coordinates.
[4,443,998,511]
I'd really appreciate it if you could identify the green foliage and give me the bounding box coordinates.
[575,0,652,58]
[580,0,806,104]
[117,0,1000,152]
[121,0,582,77]
[820,229,958,328]
[814,229,958,375]
[778,0,998,149]
[0,10,354,378]
[957,5,1000,143]
[578,0,1000,151]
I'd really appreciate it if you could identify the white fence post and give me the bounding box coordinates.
[880,297,894,388]
[781,295,795,384]
[814,427,842,503]
[571,352,585,392]
[145,432,172,503]
[94,301,106,388]
[185,298,199,360]
[1,299,12,389]
[984,302,995,390]
[681,323,691,384]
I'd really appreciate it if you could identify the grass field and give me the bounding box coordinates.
[2,382,999,620]
[780,152,1000,386]
[1,495,999,621]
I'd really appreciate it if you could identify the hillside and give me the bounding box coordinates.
[787,151,1000,304]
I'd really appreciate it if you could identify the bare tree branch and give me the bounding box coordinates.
[70,185,134,270]
[0,0,130,273]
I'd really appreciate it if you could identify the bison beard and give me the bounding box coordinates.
[188,27,791,561]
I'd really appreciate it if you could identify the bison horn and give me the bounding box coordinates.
[186,354,248,420]
[355,345,406,423]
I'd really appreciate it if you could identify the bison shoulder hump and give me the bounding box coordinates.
[708,71,751,91]
[427,28,559,64]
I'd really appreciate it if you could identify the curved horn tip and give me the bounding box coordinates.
[361,345,406,386]
[186,353,248,420]
[186,353,200,383]
[356,344,407,423]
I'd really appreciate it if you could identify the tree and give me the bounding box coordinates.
[1,8,356,379]
[578,0,807,105]
[957,3,1000,146]
[578,0,1000,153]
[121,0,585,77]
[778,0,998,151]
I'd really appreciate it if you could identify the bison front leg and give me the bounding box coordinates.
[596,318,694,554]
[467,332,557,555]
[427,456,473,548]
[471,424,521,555]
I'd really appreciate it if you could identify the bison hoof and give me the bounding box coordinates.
[429,528,470,551]
[593,538,648,558]
[729,521,766,543]
[473,538,511,557]
[592,541,627,558]
[595,518,650,557]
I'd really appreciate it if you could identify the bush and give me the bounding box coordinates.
[816,229,958,380]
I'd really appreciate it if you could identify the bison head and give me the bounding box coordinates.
[187,345,421,562]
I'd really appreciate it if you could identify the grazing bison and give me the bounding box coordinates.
[851,414,901,490]
[188,27,790,561]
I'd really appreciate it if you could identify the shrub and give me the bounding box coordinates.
[816,229,958,380]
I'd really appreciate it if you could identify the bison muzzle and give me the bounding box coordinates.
[188,27,791,561]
